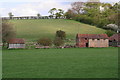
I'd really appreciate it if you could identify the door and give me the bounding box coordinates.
[86,43,89,47]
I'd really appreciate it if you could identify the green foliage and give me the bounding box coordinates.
[48,8,64,19]
[65,2,119,31]
[105,30,116,37]
[108,13,120,26]
[56,30,66,40]
[64,9,76,19]
[53,37,64,46]
[97,19,109,28]
[37,38,52,46]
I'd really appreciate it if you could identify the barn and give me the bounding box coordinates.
[109,33,120,47]
[8,38,25,49]
[76,34,109,47]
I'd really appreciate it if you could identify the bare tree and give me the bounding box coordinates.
[2,20,16,46]
[71,2,84,14]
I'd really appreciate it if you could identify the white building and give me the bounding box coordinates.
[8,38,25,49]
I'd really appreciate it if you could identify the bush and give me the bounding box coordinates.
[105,30,116,37]
[56,30,66,40]
[97,19,109,28]
[53,37,64,46]
[37,38,52,46]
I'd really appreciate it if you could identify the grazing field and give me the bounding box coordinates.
[3,48,118,78]
[10,19,106,41]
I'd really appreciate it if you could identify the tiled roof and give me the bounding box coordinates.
[8,38,25,44]
[77,34,109,39]
[109,33,120,41]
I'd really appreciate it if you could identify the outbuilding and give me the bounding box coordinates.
[76,34,109,47]
[109,33,120,47]
[8,38,25,49]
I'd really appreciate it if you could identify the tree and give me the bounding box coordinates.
[65,1,119,31]
[65,9,75,19]
[56,30,66,40]
[53,37,64,46]
[48,8,57,18]
[85,1,101,9]
[108,13,120,28]
[48,8,64,19]
[2,20,16,46]
[8,12,14,19]
[112,3,120,13]
[37,13,41,19]
[101,3,112,10]
[37,38,52,46]
[71,2,84,14]
[55,9,64,19]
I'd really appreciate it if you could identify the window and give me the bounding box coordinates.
[85,38,87,40]
[97,39,100,40]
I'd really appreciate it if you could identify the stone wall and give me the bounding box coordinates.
[89,39,109,47]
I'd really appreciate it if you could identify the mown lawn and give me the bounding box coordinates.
[10,19,106,41]
[2,48,118,78]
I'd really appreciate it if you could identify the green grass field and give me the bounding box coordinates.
[10,19,106,41]
[3,48,118,78]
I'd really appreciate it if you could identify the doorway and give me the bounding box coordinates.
[86,43,89,47]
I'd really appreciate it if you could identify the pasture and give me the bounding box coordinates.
[10,19,106,41]
[3,48,118,78]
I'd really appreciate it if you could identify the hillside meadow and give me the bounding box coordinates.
[9,19,106,42]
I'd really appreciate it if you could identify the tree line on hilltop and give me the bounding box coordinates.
[64,2,120,33]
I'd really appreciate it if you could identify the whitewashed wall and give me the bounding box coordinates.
[8,44,25,49]
[89,39,109,47]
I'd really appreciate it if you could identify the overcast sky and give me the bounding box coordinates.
[0,0,119,17]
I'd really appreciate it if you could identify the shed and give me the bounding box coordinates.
[76,34,109,47]
[109,33,120,47]
[8,38,25,49]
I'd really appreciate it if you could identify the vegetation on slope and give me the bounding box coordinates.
[10,19,106,41]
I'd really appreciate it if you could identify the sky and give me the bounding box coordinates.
[0,0,119,17]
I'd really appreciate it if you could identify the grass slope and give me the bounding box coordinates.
[3,48,118,78]
[10,19,106,41]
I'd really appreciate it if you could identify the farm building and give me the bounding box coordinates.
[76,34,109,47]
[109,33,120,47]
[8,38,25,49]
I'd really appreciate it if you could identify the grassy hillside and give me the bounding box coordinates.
[10,19,106,41]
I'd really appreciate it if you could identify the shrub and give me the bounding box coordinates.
[97,19,109,28]
[53,37,64,46]
[105,30,116,37]
[56,30,66,40]
[37,38,52,46]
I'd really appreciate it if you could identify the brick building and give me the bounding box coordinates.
[76,34,109,47]
[109,33,120,47]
